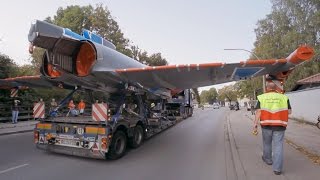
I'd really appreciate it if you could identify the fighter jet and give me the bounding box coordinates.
[0,20,315,96]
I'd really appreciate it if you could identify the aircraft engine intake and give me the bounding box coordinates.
[75,42,97,77]
[42,51,62,78]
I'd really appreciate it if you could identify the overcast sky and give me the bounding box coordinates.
[0,0,272,91]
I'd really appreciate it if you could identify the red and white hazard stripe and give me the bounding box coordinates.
[10,88,18,98]
[33,103,45,118]
[92,103,108,121]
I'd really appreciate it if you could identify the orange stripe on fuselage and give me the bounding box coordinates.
[4,75,41,81]
[241,59,287,65]
[115,63,224,73]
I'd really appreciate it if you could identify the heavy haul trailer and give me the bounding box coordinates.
[166,89,193,120]
[34,88,192,160]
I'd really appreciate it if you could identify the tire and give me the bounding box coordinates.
[316,122,320,129]
[106,131,127,160]
[129,125,144,148]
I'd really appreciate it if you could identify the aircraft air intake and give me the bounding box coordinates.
[286,45,314,64]
[42,51,62,78]
[75,42,97,77]
[47,64,62,78]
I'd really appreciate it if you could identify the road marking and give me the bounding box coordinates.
[0,164,29,175]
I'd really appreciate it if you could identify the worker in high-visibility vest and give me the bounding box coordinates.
[253,81,292,175]
[67,100,78,116]
[78,99,86,115]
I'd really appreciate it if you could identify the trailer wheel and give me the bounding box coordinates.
[129,125,144,148]
[107,131,127,160]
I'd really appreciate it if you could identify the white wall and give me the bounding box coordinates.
[238,97,250,107]
[286,87,320,123]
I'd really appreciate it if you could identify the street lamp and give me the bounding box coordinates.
[223,48,261,60]
[224,48,266,95]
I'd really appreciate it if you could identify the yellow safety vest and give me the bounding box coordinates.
[257,92,289,127]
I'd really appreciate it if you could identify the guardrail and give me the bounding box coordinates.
[0,104,34,122]
[0,104,93,123]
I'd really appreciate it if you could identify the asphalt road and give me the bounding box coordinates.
[0,107,236,180]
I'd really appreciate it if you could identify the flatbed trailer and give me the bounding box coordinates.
[34,88,193,159]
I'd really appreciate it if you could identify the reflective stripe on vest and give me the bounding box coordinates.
[257,92,289,127]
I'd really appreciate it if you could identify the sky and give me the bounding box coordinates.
[0,0,272,91]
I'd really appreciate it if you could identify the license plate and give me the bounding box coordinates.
[58,139,77,146]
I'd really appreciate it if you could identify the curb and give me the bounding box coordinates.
[290,117,316,126]
[0,129,34,136]
[226,113,247,180]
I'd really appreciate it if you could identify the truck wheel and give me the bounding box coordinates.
[107,131,127,160]
[129,125,144,148]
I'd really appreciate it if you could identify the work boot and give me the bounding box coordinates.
[274,171,281,175]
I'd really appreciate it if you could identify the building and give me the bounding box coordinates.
[291,73,320,91]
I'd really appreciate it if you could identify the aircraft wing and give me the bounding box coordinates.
[0,75,53,89]
[115,46,314,90]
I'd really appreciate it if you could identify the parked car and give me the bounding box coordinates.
[229,102,239,111]
[213,103,220,109]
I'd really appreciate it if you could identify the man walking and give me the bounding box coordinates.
[253,81,292,175]
[249,98,256,115]
[11,99,20,124]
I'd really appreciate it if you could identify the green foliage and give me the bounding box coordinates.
[0,53,18,98]
[200,88,218,104]
[30,48,45,73]
[235,77,263,99]
[249,0,320,92]
[192,88,201,104]
[130,45,168,66]
[53,5,93,34]
[0,54,17,78]
[217,85,238,102]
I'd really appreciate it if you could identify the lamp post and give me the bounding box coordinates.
[224,48,266,96]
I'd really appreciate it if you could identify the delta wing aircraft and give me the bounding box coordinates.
[0,20,315,95]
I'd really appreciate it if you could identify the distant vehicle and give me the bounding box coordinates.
[229,102,239,111]
[213,103,219,109]
[235,101,240,111]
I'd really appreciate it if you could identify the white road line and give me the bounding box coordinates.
[0,164,29,175]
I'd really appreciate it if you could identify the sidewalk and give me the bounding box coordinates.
[227,109,320,180]
[0,120,38,136]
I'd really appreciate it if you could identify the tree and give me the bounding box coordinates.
[252,0,320,91]
[129,45,168,66]
[235,77,263,99]
[30,48,45,74]
[217,85,238,102]
[192,88,201,104]
[0,53,17,79]
[200,88,218,104]
[0,53,19,99]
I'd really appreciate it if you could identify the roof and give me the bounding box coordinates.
[297,73,320,85]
